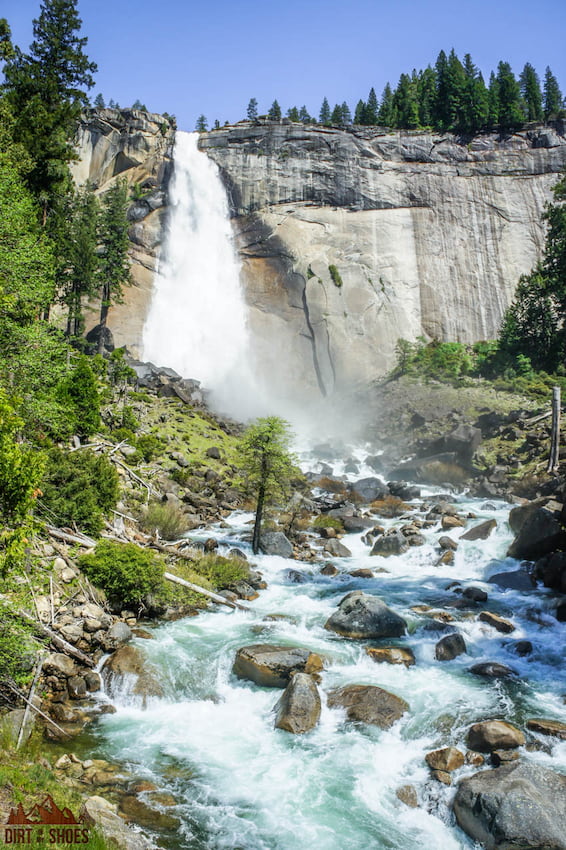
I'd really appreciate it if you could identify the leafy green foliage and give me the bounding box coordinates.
[191,553,249,590]
[139,501,187,541]
[57,355,101,438]
[392,338,473,381]
[0,600,38,684]
[312,515,343,530]
[238,416,296,554]
[0,392,45,574]
[39,446,119,534]
[329,264,343,287]
[78,540,164,609]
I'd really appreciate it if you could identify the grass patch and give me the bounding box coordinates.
[312,515,343,531]
[138,501,187,541]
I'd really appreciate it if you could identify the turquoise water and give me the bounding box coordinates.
[86,486,566,850]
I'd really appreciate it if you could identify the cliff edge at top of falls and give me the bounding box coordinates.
[198,119,566,214]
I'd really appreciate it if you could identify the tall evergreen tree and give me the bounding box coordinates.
[487,72,500,128]
[354,99,367,125]
[543,67,564,120]
[267,100,281,121]
[58,185,99,340]
[460,54,489,133]
[94,92,105,108]
[433,49,451,129]
[246,97,258,120]
[97,179,131,354]
[417,66,436,127]
[495,61,524,130]
[298,105,312,124]
[319,97,331,125]
[519,63,543,122]
[286,106,300,122]
[393,73,420,129]
[377,84,395,126]
[365,87,378,124]
[195,114,208,131]
[3,0,97,221]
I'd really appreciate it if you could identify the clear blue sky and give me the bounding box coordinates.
[3,0,566,131]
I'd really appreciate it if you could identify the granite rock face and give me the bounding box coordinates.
[74,115,566,400]
[200,121,566,398]
[71,108,174,354]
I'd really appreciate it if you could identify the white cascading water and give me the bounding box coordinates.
[142,131,260,419]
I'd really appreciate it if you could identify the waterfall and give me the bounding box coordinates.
[142,132,259,419]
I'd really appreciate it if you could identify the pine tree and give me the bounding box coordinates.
[393,73,420,129]
[377,84,395,126]
[195,114,208,131]
[298,105,312,124]
[58,185,99,339]
[286,106,300,122]
[460,54,489,133]
[319,97,331,125]
[354,99,366,125]
[496,61,524,130]
[543,67,564,120]
[3,0,97,220]
[268,100,281,121]
[417,66,436,127]
[330,103,344,124]
[94,92,105,108]
[519,63,543,122]
[487,72,499,128]
[433,49,451,129]
[246,97,258,120]
[366,87,378,124]
[97,179,131,354]
[341,101,352,125]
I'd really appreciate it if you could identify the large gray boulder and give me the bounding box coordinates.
[349,477,388,503]
[327,684,408,729]
[454,761,566,850]
[370,529,409,557]
[233,644,323,688]
[324,591,406,639]
[507,506,565,559]
[102,645,163,703]
[260,532,294,558]
[274,672,321,733]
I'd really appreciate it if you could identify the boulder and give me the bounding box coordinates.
[342,515,376,532]
[323,538,352,558]
[435,633,466,661]
[466,720,525,752]
[388,481,421,500]
[454,762,566,850]
[81,796,154,850]
[470,662,516,679]
[439,536,458,551]
[67,676,88,699]
[487,569,536,591]
[43,653,78,678]
[396,785,418,808]
[425,747,465,772]
[370,529,409,557]
[327,684,408,729]
[320,564,338,576]
[526,718,566,739]
[324,591,406,639]
[260,532,293,558]
[534,551,566,592]
[233,644,323,688]
[366,646,415,667]
[507,506,565,559]
[463,586,488,602]
[350,477,388,503]
[102,645,163,702]
[479,611,515,633]
[460,520,497,541]
[274,672,321,733]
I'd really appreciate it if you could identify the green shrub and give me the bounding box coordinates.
[329,264,343,287]
[312,515,343,530]
[39,447,119,534]
[139,500,187,541]
[136,433,166,462]
[0,601,39,686]
[78,540,164,609]
[192,553,249,590]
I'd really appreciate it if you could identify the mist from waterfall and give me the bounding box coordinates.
[142,131,261,420]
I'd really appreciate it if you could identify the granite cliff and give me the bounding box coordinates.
[73,114,566,398]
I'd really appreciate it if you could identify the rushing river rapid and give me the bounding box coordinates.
[83,452,566,850]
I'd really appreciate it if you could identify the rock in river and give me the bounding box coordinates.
[274,672,321,734]
[325,591,407,639]
[327,684,408,729]
[454,761,566,850]
[233,644,323,688]
[466,720,525,752]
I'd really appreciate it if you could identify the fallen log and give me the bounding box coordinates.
[46,526,96,548]
[163,571,250,612]
[18,610,95,668]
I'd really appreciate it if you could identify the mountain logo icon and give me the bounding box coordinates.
[6,795,83,825]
